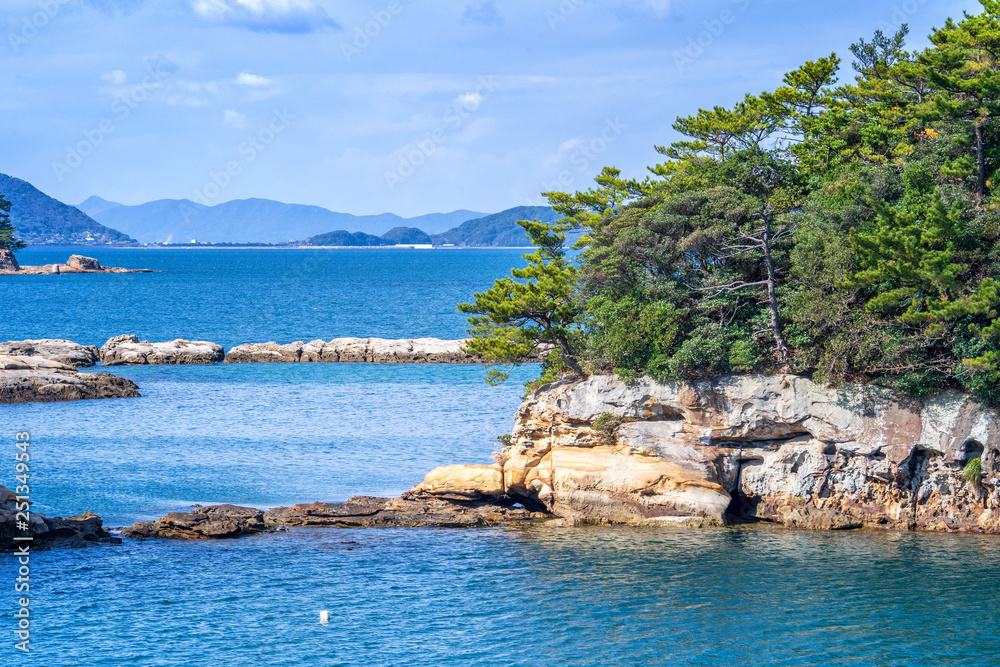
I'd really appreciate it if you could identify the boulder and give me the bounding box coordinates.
[223,341,303,363]
[0,355,141,404]
[100,335,225,365]
[0,485,119,549]
[66,255,101,271]
[0,339,100,367]
[494,374,1000,532]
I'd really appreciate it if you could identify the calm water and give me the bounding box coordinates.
[2,248,999,666]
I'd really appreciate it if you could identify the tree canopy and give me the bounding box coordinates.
[462,1,1000,407]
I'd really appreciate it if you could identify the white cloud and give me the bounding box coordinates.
[456,92,483,110]
[192,0,339,33]
[102,70,127,85]
[235,72,270,86]
[224,109,247,127]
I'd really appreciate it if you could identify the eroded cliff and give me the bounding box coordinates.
[420,374,1000,533]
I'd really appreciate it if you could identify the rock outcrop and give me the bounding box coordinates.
[0,249,19,271]
[419,374,1000,533]
[0,355,140,404]
[122,505,274,540]
[224,338,482,364]
[0,486,120,549]
[0,254,153,275]
[100,335,225,366]
[0,339,100,367]
[122,492,543,539]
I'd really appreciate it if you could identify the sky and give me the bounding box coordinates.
[0,0,985,217]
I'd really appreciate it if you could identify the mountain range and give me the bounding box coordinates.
[0,172,559,247]
[78,196,487,244]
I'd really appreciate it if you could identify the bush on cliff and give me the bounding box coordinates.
[0,192,26,252]
[462,3,1000,407]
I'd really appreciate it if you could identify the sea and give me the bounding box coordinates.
[3,247,1000,666]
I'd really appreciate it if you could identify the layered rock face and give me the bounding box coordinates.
[100,335,225,365]
[0,254,152,275]
[0,355,140,404]
[0,486,119,549]
[424,374,1000,533]
[0,339,100,367]
[224,338,481,364]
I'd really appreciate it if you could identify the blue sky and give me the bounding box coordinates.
[0,0,983,217]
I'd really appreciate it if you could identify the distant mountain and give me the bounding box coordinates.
[82,197,486,244]
[0,174,135,245]
[77,195,124,218]
[305,230,390,247]
[380,227,432,245]
[430,206,561,246]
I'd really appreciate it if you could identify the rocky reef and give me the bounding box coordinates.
[122,492,542,539]
[0,254,152,275]
[0,485,119,549]
[100,335,225,366]
[0,355,140,404]
[417,374,1000,533]
[224,338,481,364]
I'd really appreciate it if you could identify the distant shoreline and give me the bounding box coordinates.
[19,244,535,250]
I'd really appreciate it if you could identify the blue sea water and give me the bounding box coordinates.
[3,248,1000,666]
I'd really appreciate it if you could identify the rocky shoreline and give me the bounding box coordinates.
[0,252,152,275]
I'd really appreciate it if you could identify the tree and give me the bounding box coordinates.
[0,192,25,252]
[459,219,583,385]
[923,2,1000,201]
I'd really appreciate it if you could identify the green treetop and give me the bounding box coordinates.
[0,192,25,252]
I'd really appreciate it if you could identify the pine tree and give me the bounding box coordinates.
[0,192,26,252]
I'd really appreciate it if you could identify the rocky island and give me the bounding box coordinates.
[122,372,1000,538]
[0,250,152,275]
[0,354,140,404]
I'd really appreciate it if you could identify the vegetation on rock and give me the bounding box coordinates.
[463,2,1000,407]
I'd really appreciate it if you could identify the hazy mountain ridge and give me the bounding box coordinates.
[0,174,135,244]
[85,197,487,244]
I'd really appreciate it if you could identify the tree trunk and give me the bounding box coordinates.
[555,337,582,376]
[762,215,791,369]
[976,120,987,203]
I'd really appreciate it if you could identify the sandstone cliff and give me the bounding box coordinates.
[419,374,1000,533]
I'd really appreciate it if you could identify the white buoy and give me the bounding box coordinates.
[319,610,330,625]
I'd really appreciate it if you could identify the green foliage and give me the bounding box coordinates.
[591,412,633,445]
[461,3,1000,407]
[0,192,25,252]
[460,219,583,386]
[963,456,984,482]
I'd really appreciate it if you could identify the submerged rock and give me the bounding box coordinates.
[0,355,140,404]
[0,339,100,367]
[0,486,119,549]
[224,337,482,364]
[100,335,225,365]
[424,373,1000,533]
